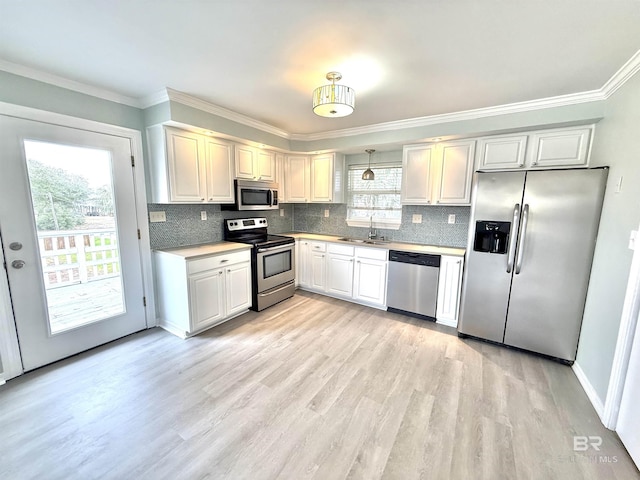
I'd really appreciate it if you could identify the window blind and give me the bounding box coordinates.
[347,163,402,225]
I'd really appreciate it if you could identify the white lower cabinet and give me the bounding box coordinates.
[326,244,355,297]
[353,249,388,306]
[155,249,252,338]
[298,241,388,309]
[436,255,464,327]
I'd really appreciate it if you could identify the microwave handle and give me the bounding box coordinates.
[267,189,272,206]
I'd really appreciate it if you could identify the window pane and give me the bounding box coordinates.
[347,163,402,222]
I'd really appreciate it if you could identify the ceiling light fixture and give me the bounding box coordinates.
[312,72,355,117]
[362,149,375,180]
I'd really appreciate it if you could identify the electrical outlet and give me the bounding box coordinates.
[412,214,422,224]
[149,211,166,222]
[324,209,330,218]
[448,214,456,224]
[280,208,285,217]
[200,211,207,221]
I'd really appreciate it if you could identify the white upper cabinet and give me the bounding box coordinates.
[275,153,287,200]
[527,126,592,168]
[477,126,593,171]
[401,144,436,204]
[436,140,476,205]
[310,153,345,203]
[477,134,528,170]
[402,140,475,205]
[234,145,276,181]
[148,125,234,203]
[204,137,234,203]
[285,155,310,202]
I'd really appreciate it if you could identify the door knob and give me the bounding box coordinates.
[9,242,23,251]
[11,260,25,269]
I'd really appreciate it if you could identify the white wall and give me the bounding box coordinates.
[577,70,640,403]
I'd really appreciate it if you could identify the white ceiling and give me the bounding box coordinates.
[1,1,640,136]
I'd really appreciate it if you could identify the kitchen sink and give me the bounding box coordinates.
[337,237,390,245]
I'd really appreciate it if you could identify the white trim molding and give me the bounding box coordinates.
[602,224,640,430]
[573,361,605,421]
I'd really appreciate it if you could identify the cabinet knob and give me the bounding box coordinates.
[209,198,213,201]
[218,271,223,275]
[201,198,205,201]
[228,269,231,273]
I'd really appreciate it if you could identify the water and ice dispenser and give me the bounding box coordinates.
[473,221,510,254]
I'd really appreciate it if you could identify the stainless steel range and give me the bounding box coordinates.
[224,217,295,311]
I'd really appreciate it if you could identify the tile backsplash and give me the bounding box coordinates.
[148,204,294,250]
[292,204,470,248]
[148,202,470,250]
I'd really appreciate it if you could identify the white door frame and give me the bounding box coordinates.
[602,221,640,429]
[0,101,156,380]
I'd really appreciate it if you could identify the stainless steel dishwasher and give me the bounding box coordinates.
[386,250,440,320]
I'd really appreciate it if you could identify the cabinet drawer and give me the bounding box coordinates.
[309,241,326,253]
[187,250,251,275]
[328,243,354,256]
[355,247,387,261]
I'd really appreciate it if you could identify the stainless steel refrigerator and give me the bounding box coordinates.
[458,168,608,363]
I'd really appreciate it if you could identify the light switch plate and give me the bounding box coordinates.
[412,214,422,224]
[448,214,456,224]
[280,208,285,217]
[200,211,207,221]
[149,211,166,222]
[324,209,330,218]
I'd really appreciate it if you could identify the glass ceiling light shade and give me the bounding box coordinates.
[362,149,375,180]
[312,72,355,117]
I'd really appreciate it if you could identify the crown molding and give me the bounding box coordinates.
[164,88,291,139]
[0,58,143,108]
[601,48,640,99]
[3,48,639,142]
[290,89,606,141]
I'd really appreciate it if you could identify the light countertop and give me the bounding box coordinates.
[283,232,466,257]
[154,241,252,260]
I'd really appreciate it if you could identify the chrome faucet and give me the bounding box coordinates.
[368,215,378,240]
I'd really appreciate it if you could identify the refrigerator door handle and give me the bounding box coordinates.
[515,204,530,274]
[506,203,521,273]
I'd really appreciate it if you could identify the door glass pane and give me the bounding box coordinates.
[263,250,291,278]
[23,140,125,334]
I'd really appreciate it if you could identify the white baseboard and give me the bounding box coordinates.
[572,361,605,422]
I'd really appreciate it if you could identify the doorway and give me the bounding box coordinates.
[0,115,148,371]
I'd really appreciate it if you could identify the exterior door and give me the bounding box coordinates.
[0,116,147,371]
[616,311,640,469]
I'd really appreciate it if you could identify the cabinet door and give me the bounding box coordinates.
[436,256,464,327]
[285,155,310,202]
[477,135,528,170]
[401,144,436,204]
[257,150,276,181]
[276,153,287,202]
[310,251,326,291]
[436,140,476,205]
[235,144,256,179]
[225,261,252,317]
[310,154,334,203]
[204,137,234,203]
[297,240,310,287]
[165,127,206,202]
[326,254,354,297]
[527,127,591,168]
[353,258,387,306]
[189,269,225,331]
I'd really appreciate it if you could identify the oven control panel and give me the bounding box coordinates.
[226,217,268,231]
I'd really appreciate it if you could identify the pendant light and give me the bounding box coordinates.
[312,72,355,117]
[362,149,375,180]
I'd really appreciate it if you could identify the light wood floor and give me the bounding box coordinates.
[1,291,638,480]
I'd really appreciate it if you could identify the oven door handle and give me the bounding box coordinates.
[257,243,293,253]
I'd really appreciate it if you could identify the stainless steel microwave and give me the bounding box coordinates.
[227,179,279,211]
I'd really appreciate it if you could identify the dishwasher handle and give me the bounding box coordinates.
[389,250,440,267]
